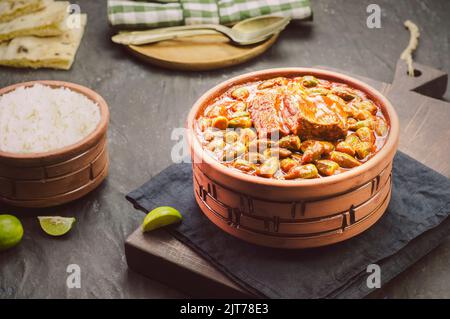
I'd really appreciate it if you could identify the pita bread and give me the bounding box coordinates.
[0,0,45,23]
[0,14,86,70]
[0,1,69,43]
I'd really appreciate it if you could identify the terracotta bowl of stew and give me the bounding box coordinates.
[187,68,399,249]
[0,81,109,208]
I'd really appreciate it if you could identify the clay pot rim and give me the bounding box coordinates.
[187,67,400,188]
[0,80,109,161]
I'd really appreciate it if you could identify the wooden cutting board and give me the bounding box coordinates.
[125,60,449,297]
[127,33,278,71]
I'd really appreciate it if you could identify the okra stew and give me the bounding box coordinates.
[195,75,389,180]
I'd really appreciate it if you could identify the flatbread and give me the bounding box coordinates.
[0,0,45,23]
[0,14,86,70]
[0,0,69,43]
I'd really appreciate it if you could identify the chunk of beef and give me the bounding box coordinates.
[248,90,289,138]
[282,93,348,141]
[281,93,302,135]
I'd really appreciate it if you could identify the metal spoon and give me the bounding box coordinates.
[112,15,291,46]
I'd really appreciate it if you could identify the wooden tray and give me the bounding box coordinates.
[125,60,450,297]
[127,33,278,71]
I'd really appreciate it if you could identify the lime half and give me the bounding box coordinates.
[38,216,76,236]
[0,214,24,251]
[142,206,183,232]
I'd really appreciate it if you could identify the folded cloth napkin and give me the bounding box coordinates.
[126,151,450,298]
[108,0,312,28]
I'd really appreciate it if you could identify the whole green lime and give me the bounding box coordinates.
[0,214,24,251]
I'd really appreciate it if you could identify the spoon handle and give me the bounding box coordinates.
[112,29,221,45]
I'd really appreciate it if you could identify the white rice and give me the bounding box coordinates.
[0,84,101,154]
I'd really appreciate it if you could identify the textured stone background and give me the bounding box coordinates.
[0,0,449,298]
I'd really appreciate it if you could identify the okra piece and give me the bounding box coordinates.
[342,102,359,117]
[307,87,329,95]
[331,87,356,101]
[375,116,388,136]
[258,157,280,178]
[330,151,361,168]
[228,117,252,128]
[301,141,324,164]
[231,87,250,100]
[354,109,372,121]
[198,118,211,131]
[316,160,340,176]
[355,100,378,115]
[212,116,228,130]
[244,152,265,164]
[229,111,250,119]
[239,128,257,144]
[326,93,347,107]
[277,135,301,151]
[301,140,331,154]
[207,139,225,152]
[335,141,356,157]
[248,139,275,153]
[347,117,357,127]
[301,76,319,88]
[320,141,335,154]
[232,159,255,173]
[290,153,303,163]
[231,101,247,112]
[207,104,226,118]
[280,158,299,173]
[345,134,361,148]
[356,127,375,144]
[203,128,223,142]
[257,77,288,90]
[349,118,375,131]
[232,142,247,156]
[222,148,235,162]
[263,148,292,159]
[355,141,373,159]
[222,142,246,161]
[300,140,318,152]
[284,164,319,179]
[224,130,239,143]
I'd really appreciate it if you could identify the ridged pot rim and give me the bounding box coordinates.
[187,67,399,189]
[0,80,109,161]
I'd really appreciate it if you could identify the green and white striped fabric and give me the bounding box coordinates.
[107,0,312,29]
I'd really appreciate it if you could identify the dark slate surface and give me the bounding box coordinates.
[0,0,449,298]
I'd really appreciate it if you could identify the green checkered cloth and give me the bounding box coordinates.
[107,0,312,29]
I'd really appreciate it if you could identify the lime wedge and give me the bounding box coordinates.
[142,206,183,232]
[0,214,24,251]
[38,216,76,236]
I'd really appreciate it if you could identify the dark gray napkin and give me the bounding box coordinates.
[126,151,450,298]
